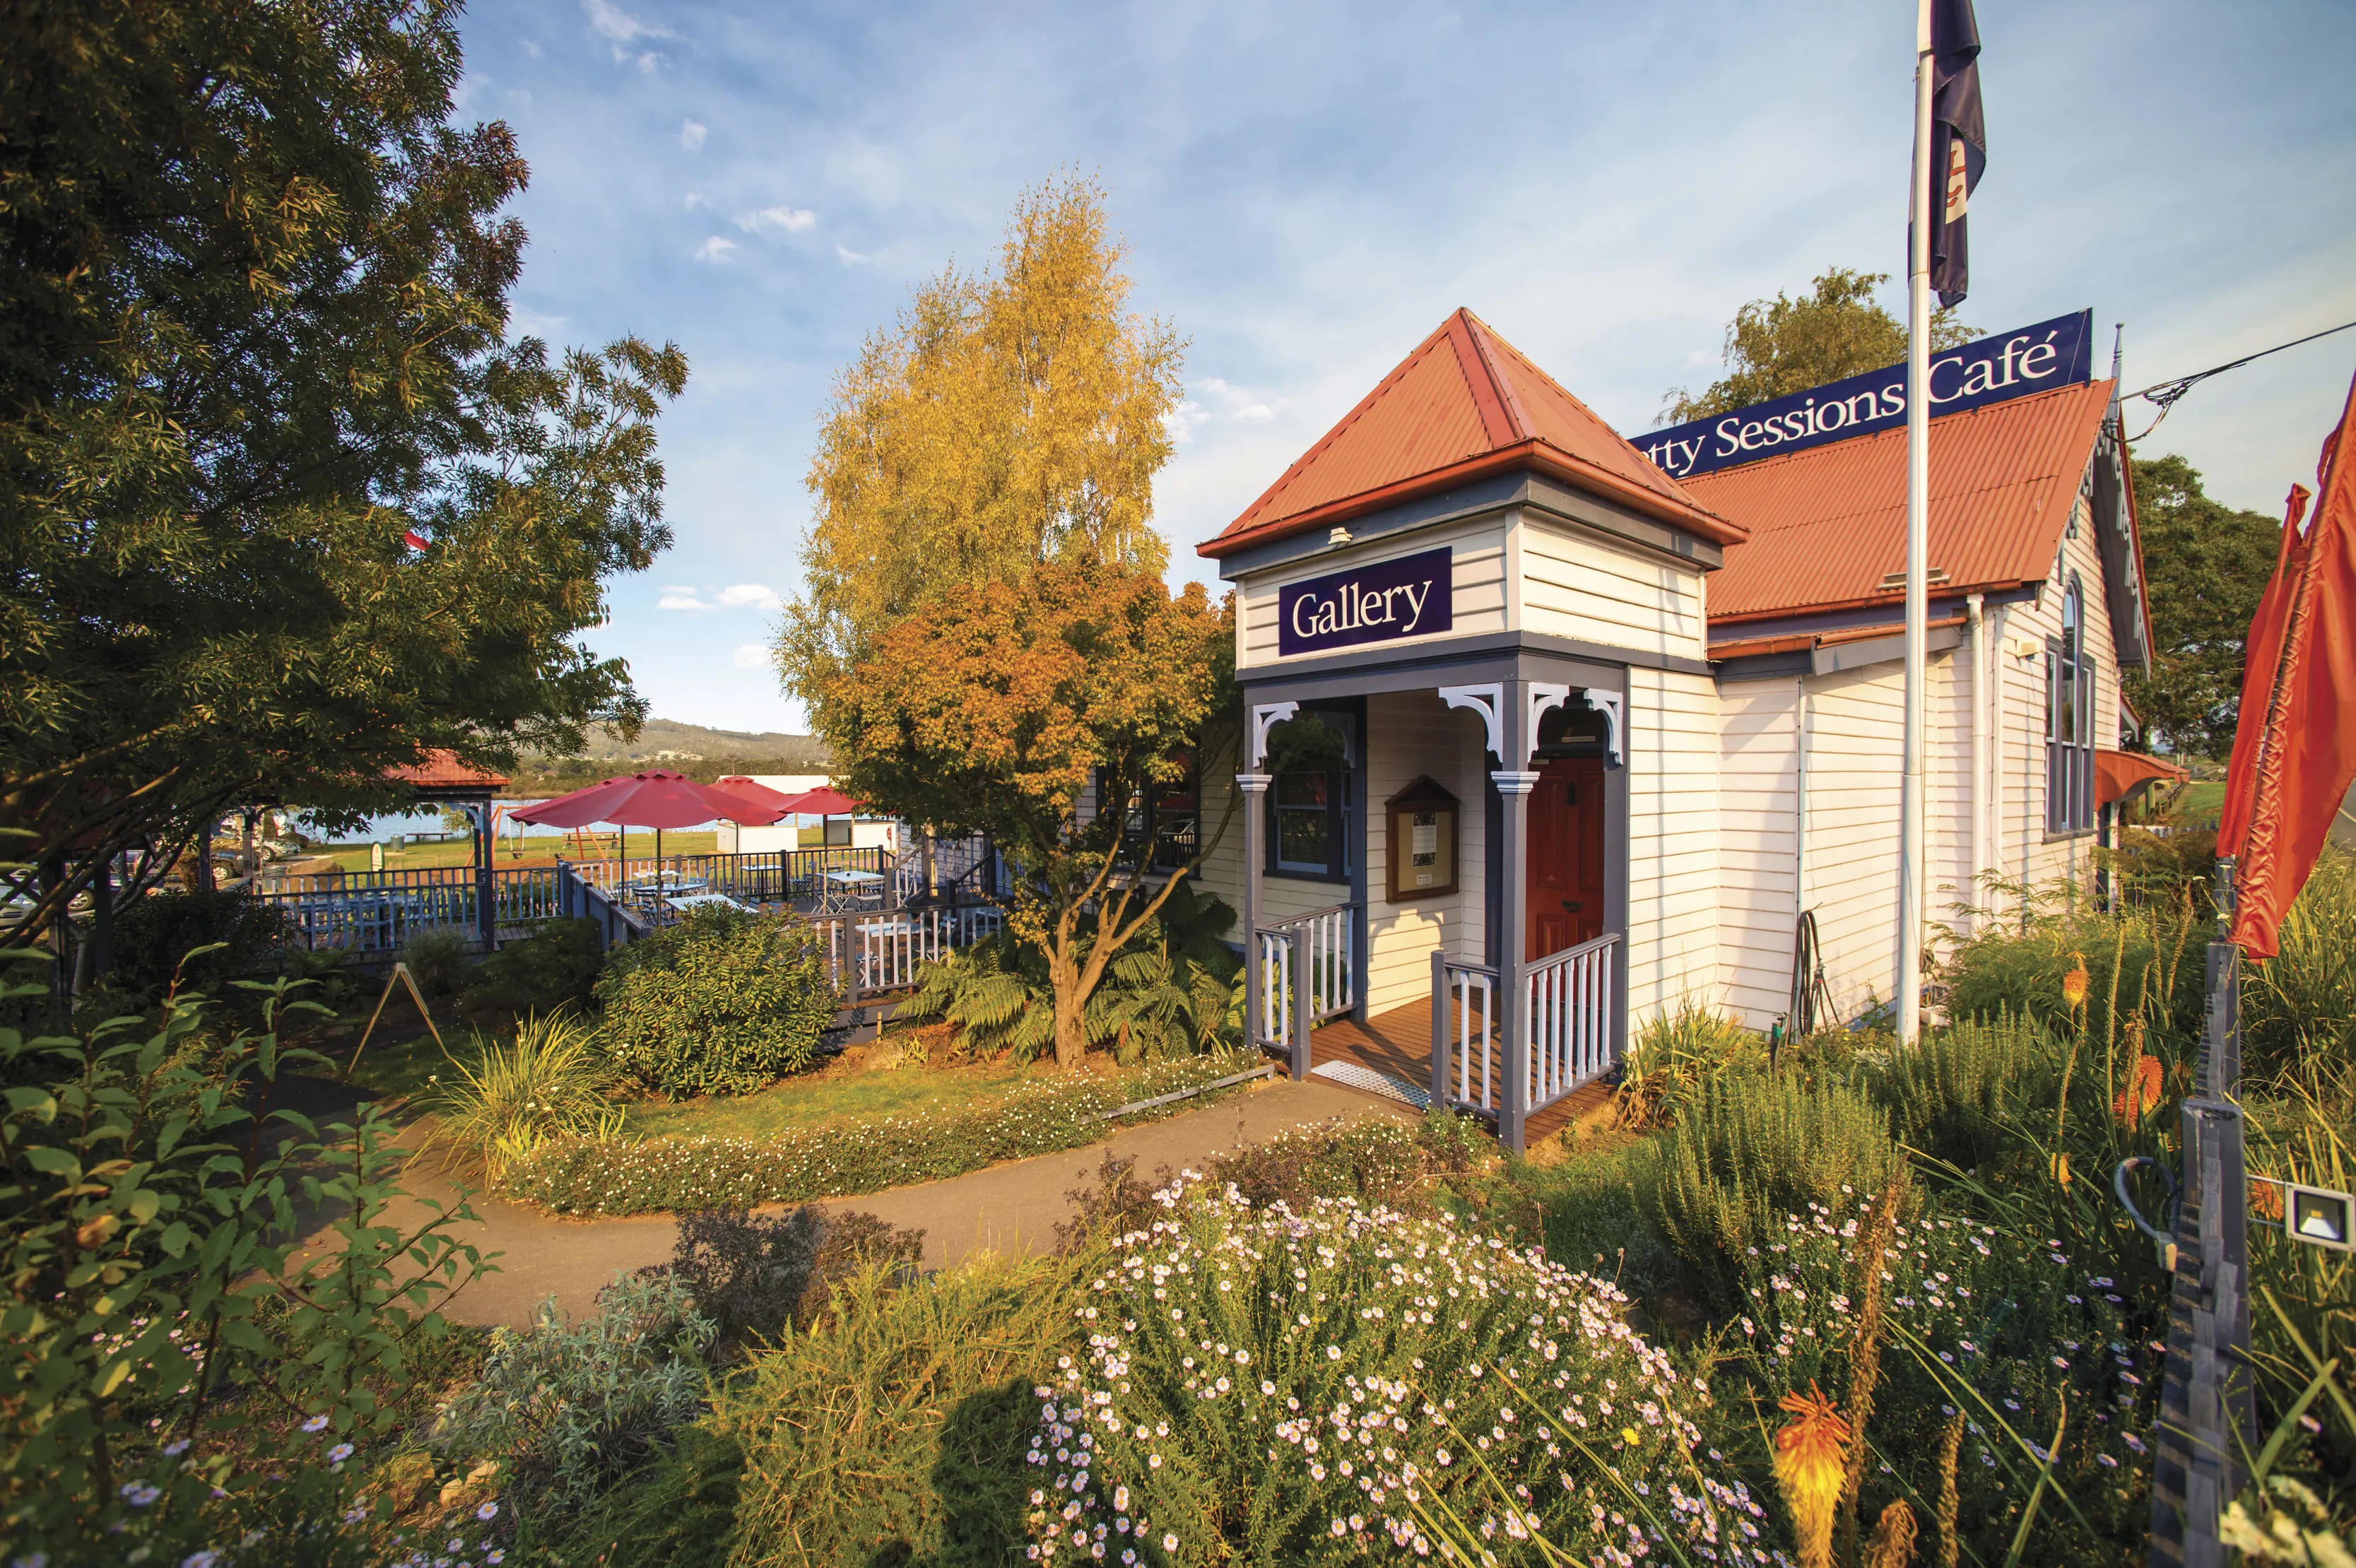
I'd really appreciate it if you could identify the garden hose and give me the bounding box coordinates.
[1789,909,1834,1042]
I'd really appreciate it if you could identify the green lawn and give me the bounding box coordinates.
[623,1045,1040,1140]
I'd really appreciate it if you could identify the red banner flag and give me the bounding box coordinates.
[2221,370,2356,960]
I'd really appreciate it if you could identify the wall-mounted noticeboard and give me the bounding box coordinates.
[1386,776,1459,902]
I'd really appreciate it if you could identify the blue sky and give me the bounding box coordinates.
[455,0,2356,735]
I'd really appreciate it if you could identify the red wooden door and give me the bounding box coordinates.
[1526,758,1606,962]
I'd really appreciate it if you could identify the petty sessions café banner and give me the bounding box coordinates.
[1639,307,2096,480]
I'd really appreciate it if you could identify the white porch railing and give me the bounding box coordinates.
[1429,953,1500,1116]
[1524,931,1620,1113]
[1254,902,1357,1054]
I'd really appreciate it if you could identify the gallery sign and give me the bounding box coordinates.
[1637,308,2095,481]
[1278,546,1453,657]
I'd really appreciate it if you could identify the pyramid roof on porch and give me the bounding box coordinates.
[1198,309,1745,560]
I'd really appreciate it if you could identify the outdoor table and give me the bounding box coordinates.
[666,892,748,915]
[818,868,886,914]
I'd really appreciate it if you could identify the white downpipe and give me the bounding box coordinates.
[1966,595,1987,933]
[1988,603,2009,924]
[1897,0,1935,1046]
[1794,677,1810,918]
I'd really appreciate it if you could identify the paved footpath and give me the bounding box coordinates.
[302,1078,1410,1329]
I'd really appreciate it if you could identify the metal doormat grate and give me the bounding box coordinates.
[1311,1059,1432,1112]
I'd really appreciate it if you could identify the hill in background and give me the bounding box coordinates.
[508,719,830,794]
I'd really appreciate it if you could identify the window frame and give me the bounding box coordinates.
[1262,709,1355,885]
[2046,572,2097,835]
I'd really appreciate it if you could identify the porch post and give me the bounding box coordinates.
[1238,770,1272,1065]
[473,800,495,950]
[1492,679,1537,1153]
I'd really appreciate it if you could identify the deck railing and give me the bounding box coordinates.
[252,866,565,954]
[1430,953,1500,1116]
[572,847,892,906]
[1524,931,1620,1113]
[815,902,1006,998]
[1254,902,1358,1073]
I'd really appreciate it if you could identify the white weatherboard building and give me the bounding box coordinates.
[1177,309,2159,1150]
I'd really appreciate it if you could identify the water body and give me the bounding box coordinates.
[298,803,569,845]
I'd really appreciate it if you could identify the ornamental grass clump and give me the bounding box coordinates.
[417,1010,624,1180]
[1025,1174,1772,1565]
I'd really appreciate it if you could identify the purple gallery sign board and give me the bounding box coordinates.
[1635,308,2095,481]
[1278,546,1453,657]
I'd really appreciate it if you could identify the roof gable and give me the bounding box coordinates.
[1689,379,2116,625]
[1201,310,1739,560]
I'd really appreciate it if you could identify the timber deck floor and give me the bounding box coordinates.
[1306,998,1613,1146]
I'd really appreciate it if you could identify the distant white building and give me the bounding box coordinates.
[713,775,898,855]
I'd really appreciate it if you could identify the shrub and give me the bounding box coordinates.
[649,1206,925,1361]
[1939,893,2203,1049]
[900,883,1242,1062]
[1025,1176,1771,1564]
[106,888,295,998]
[596,907,840,1096]
[1728,1189,2162,1563]
[1060,1116,1439,1245]
[431,1272,714,1518]
[417,1011,624,1179]
[1651,1070,1904,1298]
[457,916,605,1021]
[1,975,488,1564]
[502,1051,1265,1216]
[1875,1011,2065,1172]
[683,1251,1085,1567]
[2242,847,2356,1093]
[400,926,473,997]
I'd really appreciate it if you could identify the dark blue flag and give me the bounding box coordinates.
[1928,0,1986,307]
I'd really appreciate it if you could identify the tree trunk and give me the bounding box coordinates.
[1047,939,1090,1070]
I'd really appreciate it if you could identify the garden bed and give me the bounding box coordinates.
[502,1048,1275,1216]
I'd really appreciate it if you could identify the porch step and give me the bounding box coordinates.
[1309,1059,1432,1112]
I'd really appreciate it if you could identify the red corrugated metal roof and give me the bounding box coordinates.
[1200,310,1741,560]
[1690,379,2115,626]
[387,749,510,792]
[1707,613,1967,662]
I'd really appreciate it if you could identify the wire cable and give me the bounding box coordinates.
[2125,319,2356,442]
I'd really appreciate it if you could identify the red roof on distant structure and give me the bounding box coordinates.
[1688,379,2116,627]
[1199,310,1743,560]
[387,749,510,794]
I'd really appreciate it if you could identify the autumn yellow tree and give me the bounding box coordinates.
[782,174,1186,730]
[819,564,1234,1070]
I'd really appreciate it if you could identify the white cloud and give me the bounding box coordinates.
[693,235,738,264]
[835,244,870,266]
[732,643,772,671]
[657,592,714,612]
[679,119,707,151]
[718,582,782,608]
[738,206,818,234]
[1166,399,1211,443]
[519,37,543,58]
[683,191,707,210]
[583,0,666,43]
[1194,377,1279,425]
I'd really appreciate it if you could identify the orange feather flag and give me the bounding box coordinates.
[2220,370,2356,960]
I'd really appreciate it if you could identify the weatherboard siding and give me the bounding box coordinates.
[1625,666,1720,1027]
[1363,690,1488,1015]
[1516,513,1709,661]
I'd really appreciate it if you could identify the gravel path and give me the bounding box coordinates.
[290,1075,1412,1328]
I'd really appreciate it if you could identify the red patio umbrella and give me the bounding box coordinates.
[774,786,861,817]
[510,769,790,863]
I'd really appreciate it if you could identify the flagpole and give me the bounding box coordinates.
[1899,0,1933,1047]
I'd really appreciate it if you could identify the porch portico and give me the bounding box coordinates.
[1235,657,1633,1152]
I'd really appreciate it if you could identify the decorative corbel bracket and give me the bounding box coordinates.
[1437,683,1504,764]
[1247,701,1299,771]
[1490,770,1541,796]
[1526,684,1569,765]
[1579,688,1626,766]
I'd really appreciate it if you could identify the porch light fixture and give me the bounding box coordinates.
[1385,777,1459,902]
[1327,525,1354,547]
